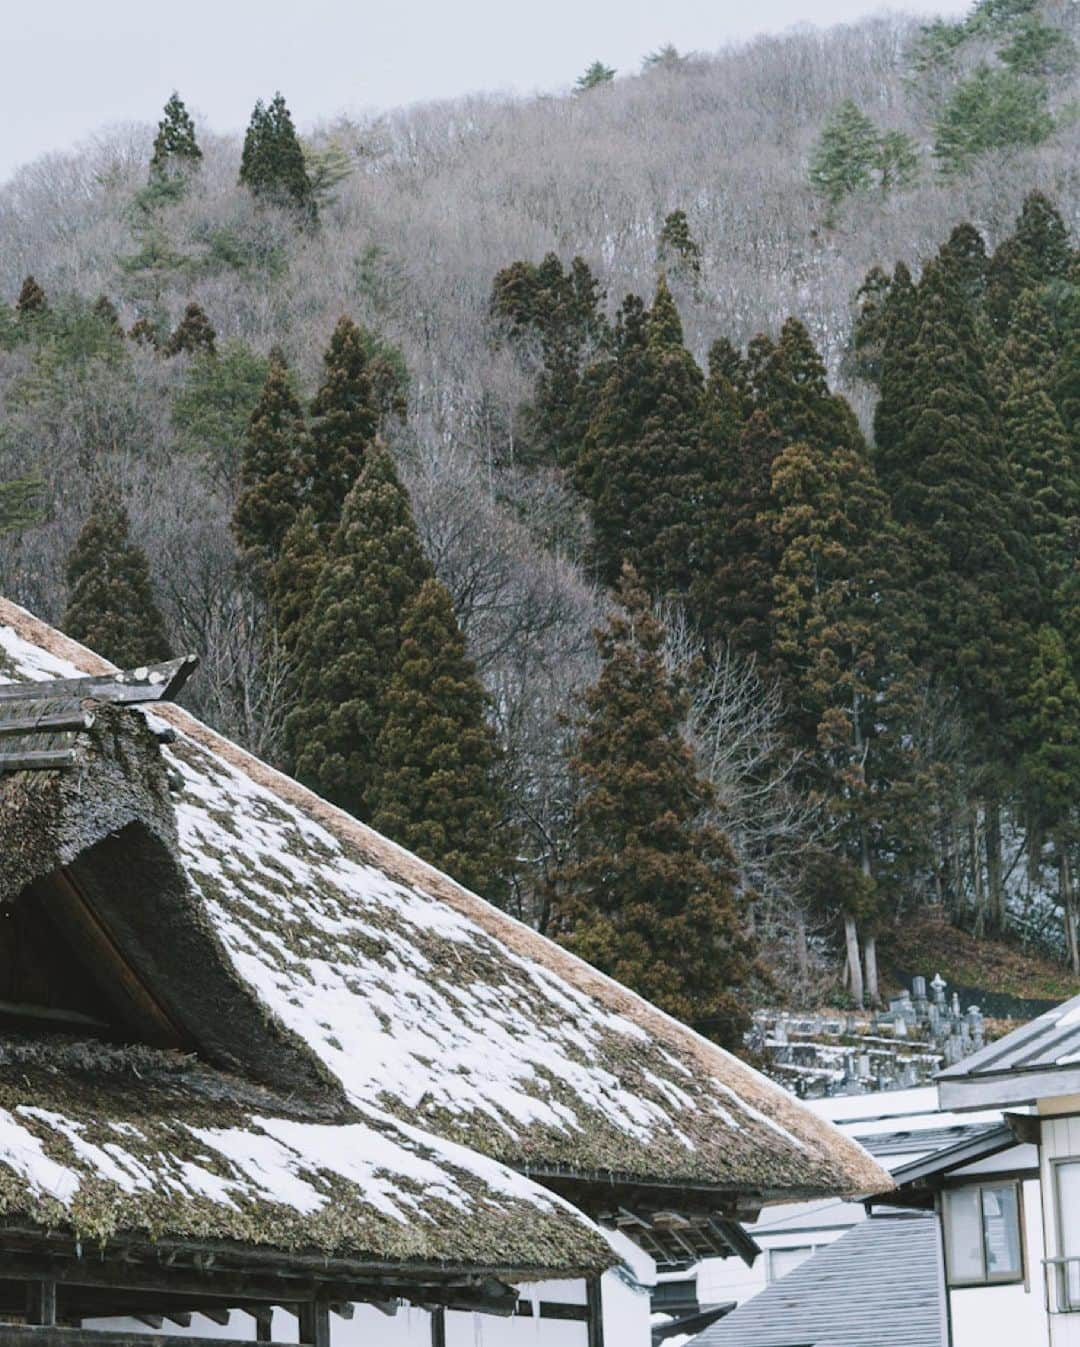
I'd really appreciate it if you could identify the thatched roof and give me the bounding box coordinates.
[0,599,888,1264]
[0,1038,605,1275]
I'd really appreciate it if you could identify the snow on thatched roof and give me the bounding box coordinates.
[0,600,888,1225]
[0,1038,606,1274]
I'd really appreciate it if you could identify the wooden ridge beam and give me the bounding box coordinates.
[0,656,198,707]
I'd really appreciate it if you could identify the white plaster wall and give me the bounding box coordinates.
[949,1177,1049,1347]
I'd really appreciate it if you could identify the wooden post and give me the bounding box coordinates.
[586,1277,604,1347]
[253,1308,273,1343]
[430,1305,447,1347]
[298,1300,330,1347]
[25,1281,56,1326]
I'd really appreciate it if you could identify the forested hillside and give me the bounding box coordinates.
[1,0,1079,1039]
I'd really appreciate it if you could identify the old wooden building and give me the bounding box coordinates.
[0,598,886,1346]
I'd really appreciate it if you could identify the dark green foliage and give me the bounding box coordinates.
[307,316,381,528]
[999,15,1076,75]
[986,191,1073,331]
[757,317,863,452]
[575,60,616,92]
[876,257,1037,758]
[165,302,217,357]
[850,266,894,384]
[936,222,989,306]
[239,93,315,218]
[696,410,783,663]
[232,350,308,567]
[1001,363,1078,604]
[173,342,271,489]
[770,435,928,904]
[551,568,754,1046]
[876,130,920,193]
[1019,624,1080,845]
[0,478,46,535]
[657,210,703,279]
[284,445,433,816]
[872,262,920,453]
[933,66,1053,173]
[15,276,46,319]
[149,92,202,179]
[490,253,609,466]
[576,279,713,595]
[268,506,324,665]
[809,100,879,204]
[62,492,172,668]
[371,577,507,897]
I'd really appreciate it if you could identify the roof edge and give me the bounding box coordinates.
[0,598,890,1202]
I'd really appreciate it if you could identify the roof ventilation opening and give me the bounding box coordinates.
[5,844,187,1050]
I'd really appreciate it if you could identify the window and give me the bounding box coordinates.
[944,1183,1023,1286]
[767,1246,817,1282]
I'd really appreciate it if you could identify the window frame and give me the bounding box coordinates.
[1051,1157,1080,1312]
[942,1179,1025,1288]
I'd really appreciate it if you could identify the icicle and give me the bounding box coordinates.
[531,1286,541,1342]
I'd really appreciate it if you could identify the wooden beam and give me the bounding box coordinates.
[0,1333,291,1347]
[252,1309,272,1343]
[514,1301,590,1321]
[586,1277,605,1347]
[0,749,76,773]
[0,657,199,707]
[27,869,186,1049]
[0,708,94,737]
[297,1301,330,1347]
[430,1306,446,1347]
[25,1282,56,1327]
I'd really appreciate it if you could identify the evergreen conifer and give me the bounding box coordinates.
[575,61,616,92]
[809,100,880,204]
[165,302,217,357]
[986,191,1072,330]
[551,567,754,1046]
[576,279,713,595]
[15,276,46,319]
[268,506,324,666]
[696,411,783,663]
[284,445,433,816]
[239,93,315,218]
[62,492,172,668]
[307,316,380,528]
[657,210,703,279]
[149,92,202,179]
[233,349,309,569]
[371,577,506,896]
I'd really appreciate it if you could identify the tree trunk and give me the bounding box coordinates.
[986,795,1005,934]
[971,809,985,936]
[794,907,810,990]
[1062,842,1079,978]
[864,933,879,1008]
[844,914,864,1010]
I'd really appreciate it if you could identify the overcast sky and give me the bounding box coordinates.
[3,0,974,184]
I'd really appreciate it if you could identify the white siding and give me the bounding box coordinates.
[949,1177,1049,1347]
[1041,1115,1080,1347]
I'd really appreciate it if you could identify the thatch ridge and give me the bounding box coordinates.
[0,598,889,1202]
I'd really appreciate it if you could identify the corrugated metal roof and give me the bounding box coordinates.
[938,992,1080,1080]
[688,1215,947,1347]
